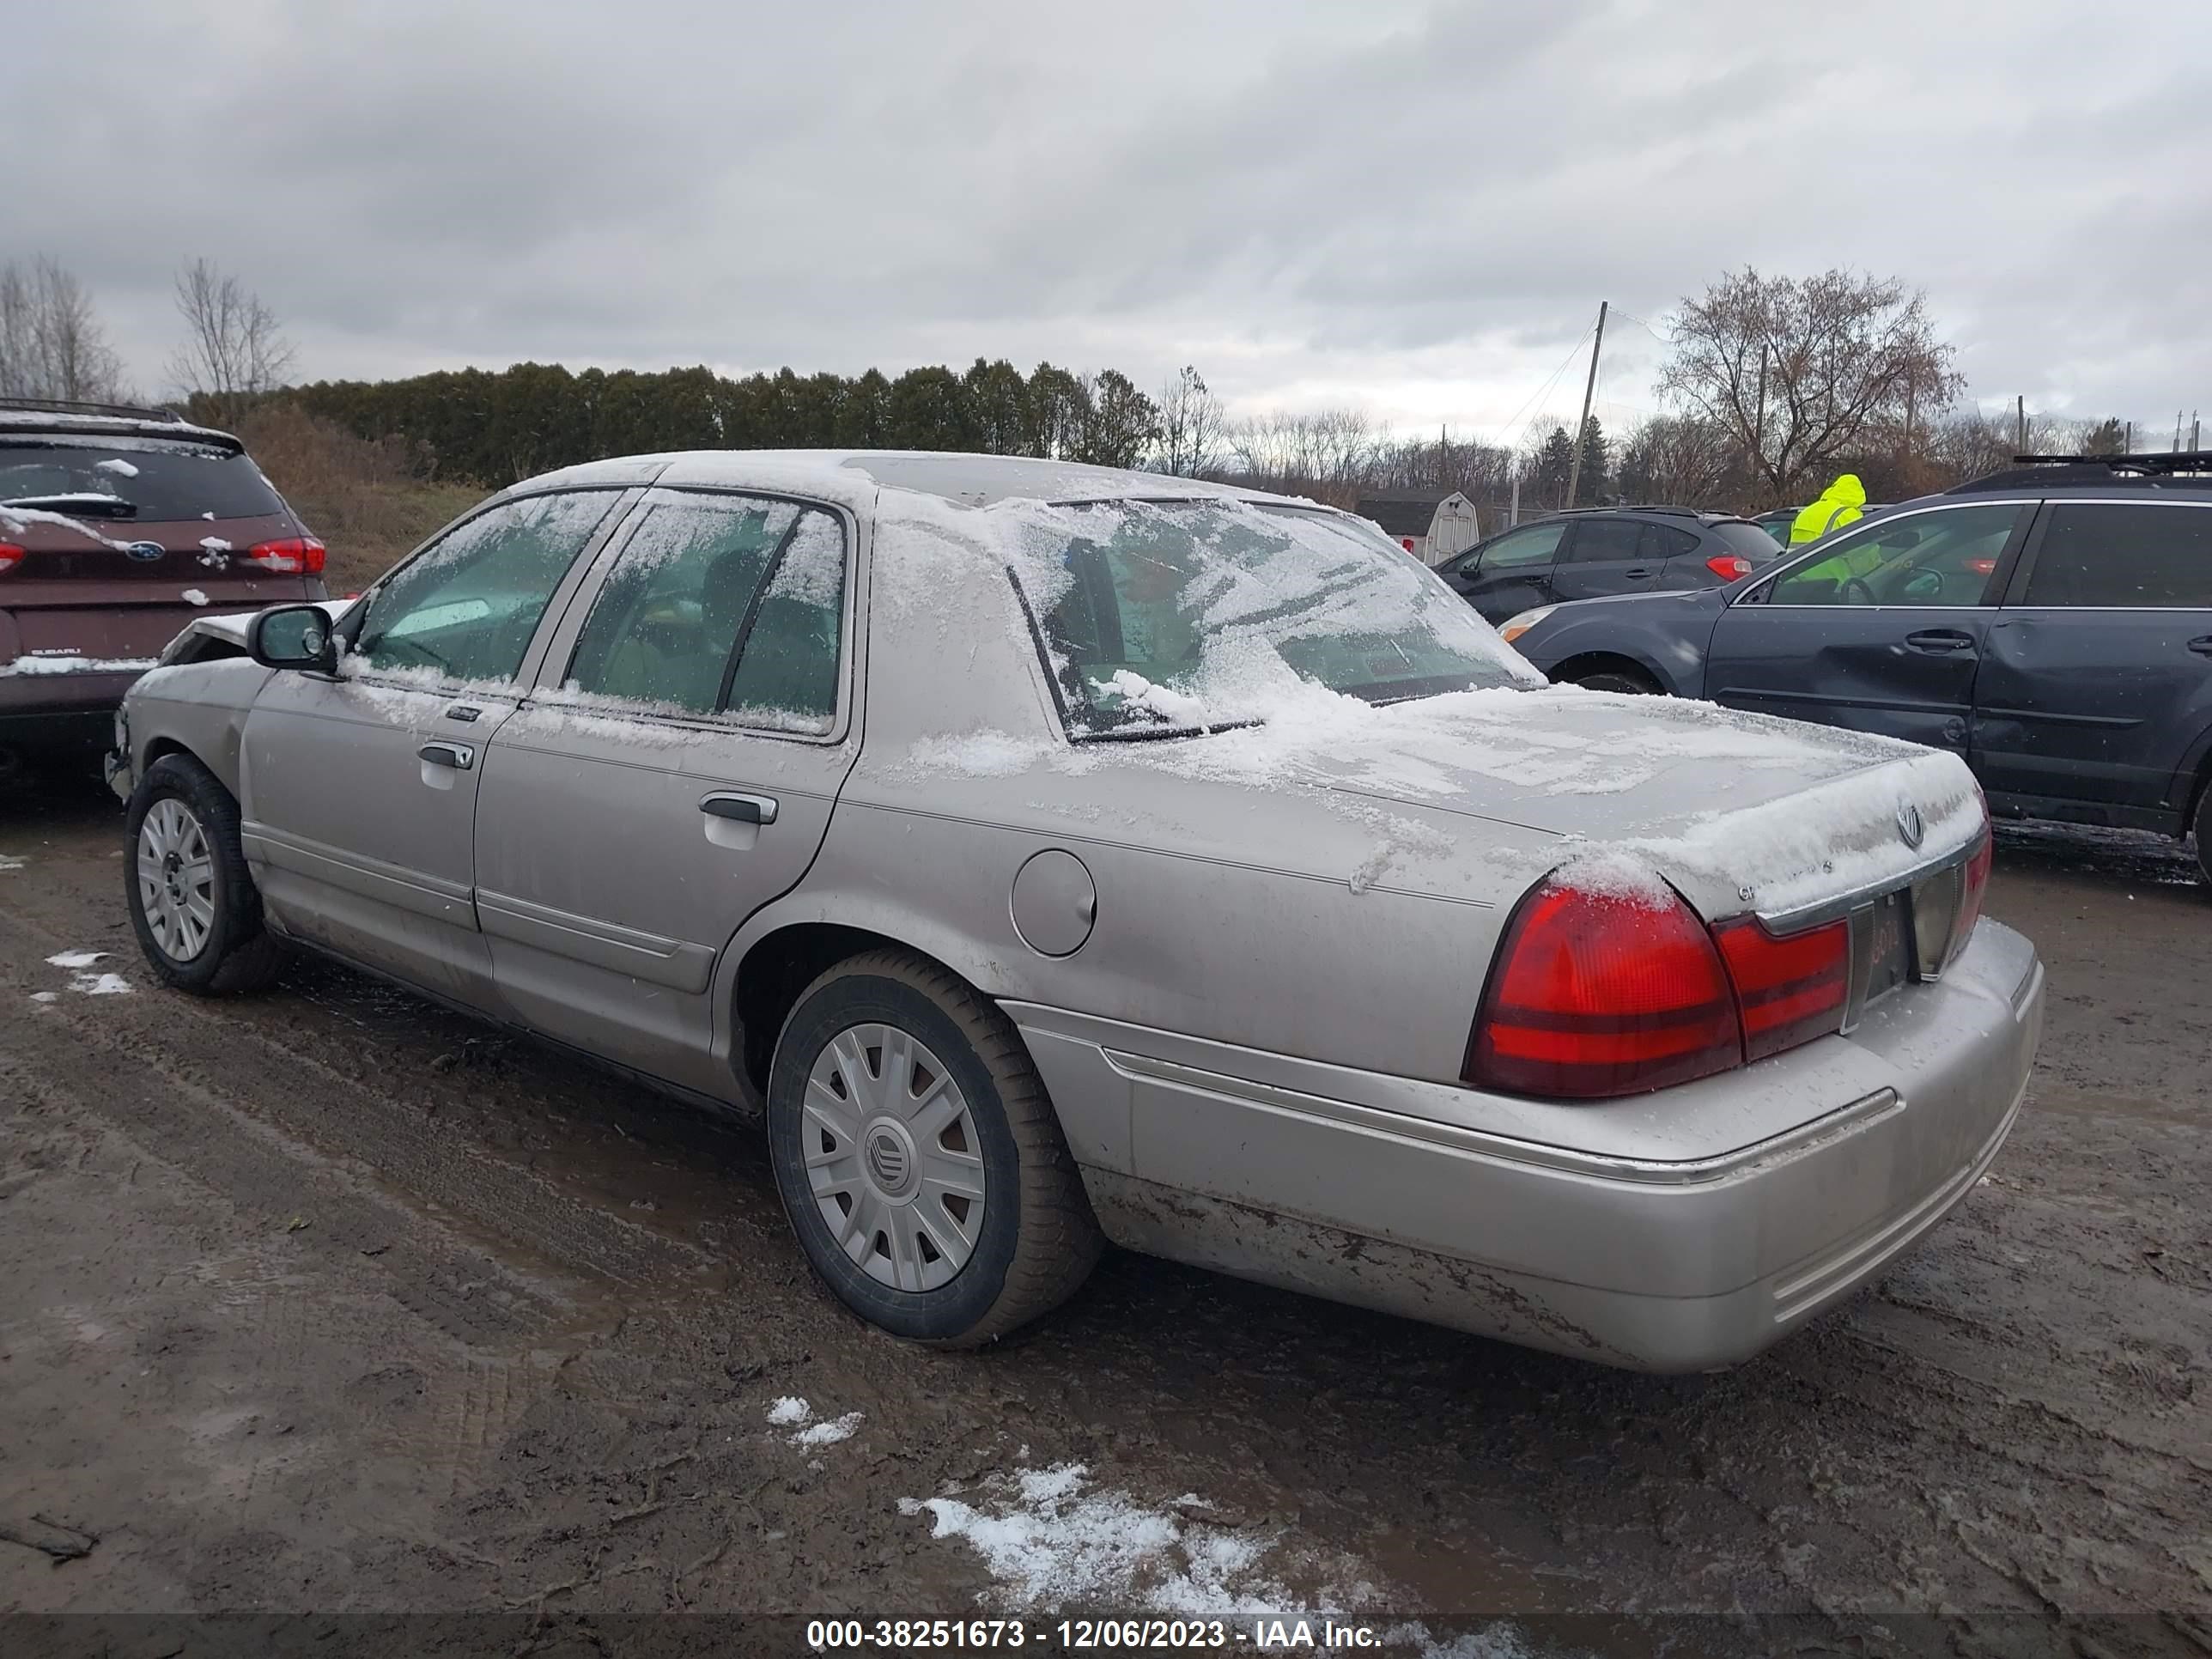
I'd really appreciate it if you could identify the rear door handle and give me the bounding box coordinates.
[417,741,474,769]
[1905,629,1976,654]
[1624,566,1656,580]
[2189,635,2212,657]
[701,793,778,826]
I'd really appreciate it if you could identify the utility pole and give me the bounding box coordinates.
[1509,474,1521,527]
[1563,301,1607,509]
[1751,341,1769,486]
[2124,420,2133,454]
[2015,395,2027,453]
[2192,411,2200,452]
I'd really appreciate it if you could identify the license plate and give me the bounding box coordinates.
[1863,890,1911,1006]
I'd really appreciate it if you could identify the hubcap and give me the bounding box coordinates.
[137,799,216,963]
[802,1023,986,1292]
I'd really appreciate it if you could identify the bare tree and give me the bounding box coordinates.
[1613,414,1742,507]
[167,257,295,422]
[0,255,130,402]
[1152,364,1225,477]
[1656,268,1963,497]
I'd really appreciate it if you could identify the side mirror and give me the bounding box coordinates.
[249,604,337,673]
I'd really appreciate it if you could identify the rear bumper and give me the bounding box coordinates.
[0,669,139,750]
[1012,920,2044,1372]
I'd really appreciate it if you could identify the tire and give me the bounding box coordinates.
[2195,784,2212,886]
[1575,668,1662,696]
[124,754,287,995]
[766,949,1102,1346]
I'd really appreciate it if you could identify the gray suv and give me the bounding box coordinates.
[1504,455,2212,880]
[1438,507,1782,623]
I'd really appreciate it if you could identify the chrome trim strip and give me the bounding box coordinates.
[1756,838,1975,931]
[1103,1047,1904,1187]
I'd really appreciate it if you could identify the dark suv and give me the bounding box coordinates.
[1504,454,2212,879]
[1437,506,1782,623]
[1,400,325,769]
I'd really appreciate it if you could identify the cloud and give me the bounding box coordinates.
[16,0,2211,436]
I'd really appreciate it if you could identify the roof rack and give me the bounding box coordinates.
[1553,503,1711,519]
[0,396,185,422]
[1951,452,2212,493]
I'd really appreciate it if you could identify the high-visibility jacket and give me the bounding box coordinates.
[1790,473,1867,545]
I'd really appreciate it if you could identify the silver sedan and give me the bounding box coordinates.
[108,452,2043,1370]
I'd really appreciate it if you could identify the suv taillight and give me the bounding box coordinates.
[0,543,22,575]
[246,536,325,576]
[1466,876,1855,1099]
[1705,554,1754,580]
[1466,880,1743,1098]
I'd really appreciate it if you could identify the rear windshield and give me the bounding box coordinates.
[1009,499,1536,738]
[1713,520,1784,559]
[0,437,286,521]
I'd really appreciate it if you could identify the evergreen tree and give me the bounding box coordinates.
[1533,425,1575,504]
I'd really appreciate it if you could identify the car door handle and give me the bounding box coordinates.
[417,741,474,769]
[701,793,778,826]
[1624,566,1656,580]
[1905,629,1976,654]
[2189,635,2212,657]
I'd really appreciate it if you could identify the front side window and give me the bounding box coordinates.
[1475,522,1566,570]
[2021,503,2212,608]
[1011,499,1538,738]
[352,491,615,682]
[562,494,846,728]
[1762,504,2026,608]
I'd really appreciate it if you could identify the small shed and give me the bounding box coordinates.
[1353,490,1480,566]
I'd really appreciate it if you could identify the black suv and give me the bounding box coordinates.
[1437,506,1782,623]
[1504,454,2212,879]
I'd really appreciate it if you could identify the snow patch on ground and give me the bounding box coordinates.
[29,991,59,1004]
[765,1396,811,1427]
[46,951,107,969]
[901,1463,1384,1620]
[0,854,23,872]
[70,972,131,996]
[792,1413,864,1448]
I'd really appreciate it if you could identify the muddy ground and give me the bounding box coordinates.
[2,769,2207,1657]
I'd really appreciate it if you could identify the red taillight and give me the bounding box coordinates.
[1951,830,1993,964]
[1466,879,1743,1099]
[1705,554,1754,580]
[1714,914,1850,1061]
[0,542,22,575]
[246,536,325,576]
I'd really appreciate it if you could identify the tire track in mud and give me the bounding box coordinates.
[0,909,714,1310]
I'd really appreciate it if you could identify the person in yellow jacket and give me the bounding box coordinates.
[1789,472,1867,545]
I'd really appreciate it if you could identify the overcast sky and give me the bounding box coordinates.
[17,0,2212,446]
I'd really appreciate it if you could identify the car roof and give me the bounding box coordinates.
[0,401,243,453]
[511,448,1316,510]
[1945,453,2212,498]
[1513,505,1752,529]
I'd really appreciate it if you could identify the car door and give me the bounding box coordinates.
[1437,521,1566,622]
[1547,516,1651,604]
[1972,500,2212,823]
[470,488,860,1097]
[1699,501,2033,753]
[239,488,630,1002]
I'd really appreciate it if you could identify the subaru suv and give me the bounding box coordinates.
[1437,506,1781,623]
[0,400,325,769]
[1502,453,2212,880]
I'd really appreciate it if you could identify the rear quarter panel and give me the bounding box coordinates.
[1514,591,1724,695]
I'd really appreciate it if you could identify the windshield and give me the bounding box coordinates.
[0,438,285,521]
[1010,499,1535,738]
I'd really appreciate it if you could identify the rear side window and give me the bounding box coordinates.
[1565,520,1642,562]
[1642,524,1701,560]
[1712,521,1784,560]
[562,493,846,729]
[0,438,285,521]
[2021,503,2212,608]
[354,491,614,683]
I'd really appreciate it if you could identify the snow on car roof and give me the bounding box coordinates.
[508,448,1308,510]
[0,407,240,450]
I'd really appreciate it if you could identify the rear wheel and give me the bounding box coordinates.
[766,949,1101,1346]
[1574,667,1662,695]
[2195,784,2211,885]
[125,754,287,994]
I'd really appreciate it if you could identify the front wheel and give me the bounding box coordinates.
[125,754,287,994]
[766,950,1101,1346]
[1575,668,1661,695]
